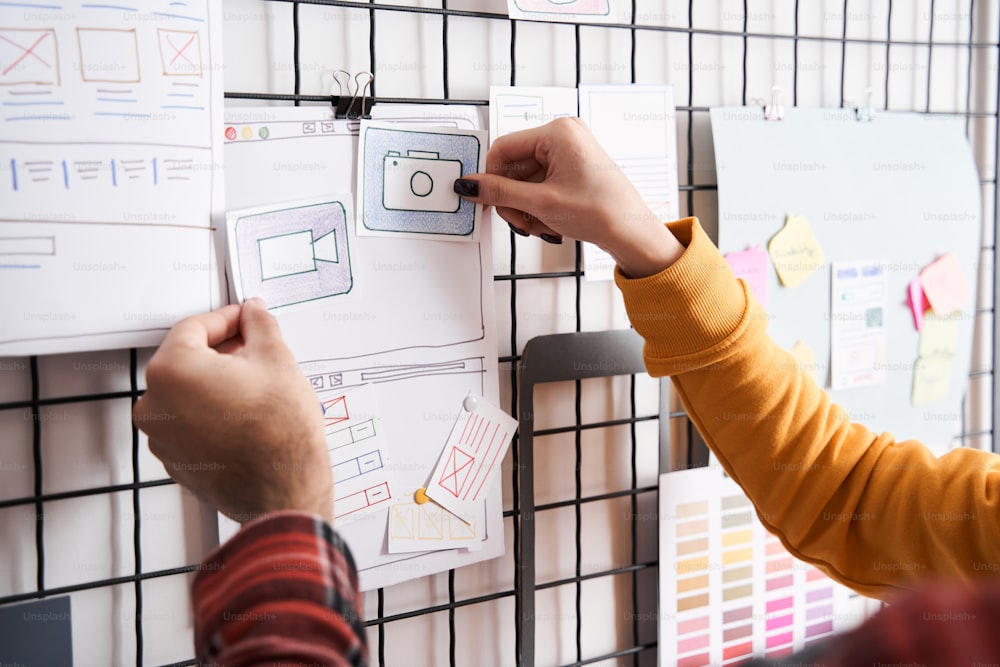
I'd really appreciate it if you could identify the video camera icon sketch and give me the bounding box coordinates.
[383,150,461,213]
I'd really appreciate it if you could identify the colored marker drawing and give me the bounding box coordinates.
[231,200,353,310]
[360,125,481,237]
[0,29,60,86]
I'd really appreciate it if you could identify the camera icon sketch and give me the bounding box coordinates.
[383,150,461,213]
[359,125,482,238]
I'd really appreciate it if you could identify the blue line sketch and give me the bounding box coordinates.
[232,200,353,310]
[361,126,480,237]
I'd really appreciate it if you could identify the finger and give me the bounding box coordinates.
[160,304,242,354]
[495,207,562,242]
[454,173,550,218]
[486,156,543,181]
[214,335,245,356]
[239,297,287,352]
[486,123,556,168]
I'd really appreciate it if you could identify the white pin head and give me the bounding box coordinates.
[462,395,478,412]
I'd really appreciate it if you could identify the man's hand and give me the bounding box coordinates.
[454,117,686,278]
[133,298,332,524]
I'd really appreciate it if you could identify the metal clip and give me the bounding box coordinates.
[856,88,875,122]
[764,86,784,121]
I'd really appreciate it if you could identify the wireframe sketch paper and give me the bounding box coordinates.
[227,197,353,311]
[506,0,625,25]
[387,487,484,554]
[658,466,877,665]
[221,104,503,590]
[712,107,980,449]
[830,260,888,391]
[0,0,225,355]
[357,121,486,241]
[488,86,578,146]
[579,84,680,281]
[425,395,517,522]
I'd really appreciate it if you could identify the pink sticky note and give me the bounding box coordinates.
[920,253,971,315]
[725,245,769,307]
[907,278,931,331]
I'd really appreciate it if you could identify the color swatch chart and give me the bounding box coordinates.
[658,466,877,666]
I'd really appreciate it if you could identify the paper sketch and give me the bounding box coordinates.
[222,105,504,591]
[228,198,353,311]
[357,122,486,240]
[322,384,396,523]
[426,396,517,522]
[387,488,483,554]
[0,0,224,355]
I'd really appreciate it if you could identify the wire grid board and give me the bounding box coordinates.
[1,0,999,665]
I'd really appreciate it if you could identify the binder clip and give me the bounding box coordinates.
[763,86,784,121]
[331,69,374,120]
[855,88,875,122]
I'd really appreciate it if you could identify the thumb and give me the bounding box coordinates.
[239,297,284,350]
[454,174,550,219]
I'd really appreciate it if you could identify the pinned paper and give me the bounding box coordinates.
[387,487,484,554]
[768,215,825,288]
[788,340,817,382]
[425,395,517,522]
[920,252,971,315]
[912,356,954,406]
[918,312,961,358]
[830,260,888,390]
[907,278,931,331]
[725,245,770,306]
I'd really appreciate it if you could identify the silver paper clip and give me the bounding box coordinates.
[764,86,784,121]
[855,88,875,122]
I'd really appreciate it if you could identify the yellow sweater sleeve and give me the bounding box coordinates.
[615,217,1000,601]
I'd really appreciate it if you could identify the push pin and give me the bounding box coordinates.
[414,488,430,505]
[462,395,478,412]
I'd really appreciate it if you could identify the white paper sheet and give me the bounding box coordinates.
[220,104,504,591]
[830,260,888,390]
[0,0,225,355]
[488,85,578,145]
[425,395,517,522]
[578,84,680,281]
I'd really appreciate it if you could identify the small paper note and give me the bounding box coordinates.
[918,312,961,358]
[725,245,770,307]
[425,395,517,522]
[768,214,825,288]
[386,488,484,554]
[912,355,954,406]
[788,340,817,382]
[830,260,888,390]
[907,278,931,331]
[920,252,971,315]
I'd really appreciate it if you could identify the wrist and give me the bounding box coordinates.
[608,219,686,279]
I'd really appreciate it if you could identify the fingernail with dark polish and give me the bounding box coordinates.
[453,178,479,197]
[508,223,529,237]
[540,234,563,245]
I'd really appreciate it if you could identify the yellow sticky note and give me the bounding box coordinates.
[918,312,961,358]
[911,355,953,406]
[768,214,825,288]
[788,340,817,381]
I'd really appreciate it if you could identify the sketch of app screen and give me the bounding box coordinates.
[382,150,462,213]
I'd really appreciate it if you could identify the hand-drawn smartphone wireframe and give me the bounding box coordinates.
[227,197,353,310]
[358,122,486,240]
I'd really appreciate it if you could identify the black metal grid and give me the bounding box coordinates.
[1,1,997,665]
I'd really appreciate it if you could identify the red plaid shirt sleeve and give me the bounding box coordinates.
[192,511,368,667]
